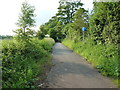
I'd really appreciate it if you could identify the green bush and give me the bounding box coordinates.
[2,38,55,88]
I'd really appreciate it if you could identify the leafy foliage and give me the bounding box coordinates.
[38,0,84,42]
[2,38,55,88]
[2,1,56,88]
[36,30,45,40]
[57,0,83,24]
[89,2,120,44]
[15,1,36,41]
[16,1,36,28]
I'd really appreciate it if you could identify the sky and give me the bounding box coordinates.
[0,0,93,35]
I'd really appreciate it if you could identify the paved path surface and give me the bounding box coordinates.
[46,43,116,88]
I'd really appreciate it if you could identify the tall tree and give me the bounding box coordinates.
[56,0,83,24]
[15,1,36,38]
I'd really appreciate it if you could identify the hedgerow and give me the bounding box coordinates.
[2,38,55,88]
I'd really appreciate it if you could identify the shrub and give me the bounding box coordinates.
[2,38,55,88]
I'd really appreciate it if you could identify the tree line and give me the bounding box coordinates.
[37,0,88,42]
[38,0,119,45]
[10,0,119,45]
[0,35,13,39]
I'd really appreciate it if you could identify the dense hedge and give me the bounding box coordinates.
[2,38,55,88]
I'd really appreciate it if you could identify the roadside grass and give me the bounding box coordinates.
[113,79,120,88]
[2,38,55,88]
[34,54,53,88]
[62,38,119,87]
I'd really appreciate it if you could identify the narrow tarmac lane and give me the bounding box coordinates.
[46,43,116,88]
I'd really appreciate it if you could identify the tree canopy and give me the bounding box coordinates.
[37,0,85,42]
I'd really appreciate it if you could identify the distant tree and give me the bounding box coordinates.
[0,35,13,39]
[15,1,36,39]
[48,28,58,41]
[39,25,48,35]
[36,30,45,40]
[41,0,84,42]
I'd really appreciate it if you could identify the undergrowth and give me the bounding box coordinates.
[2,38,55,88]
